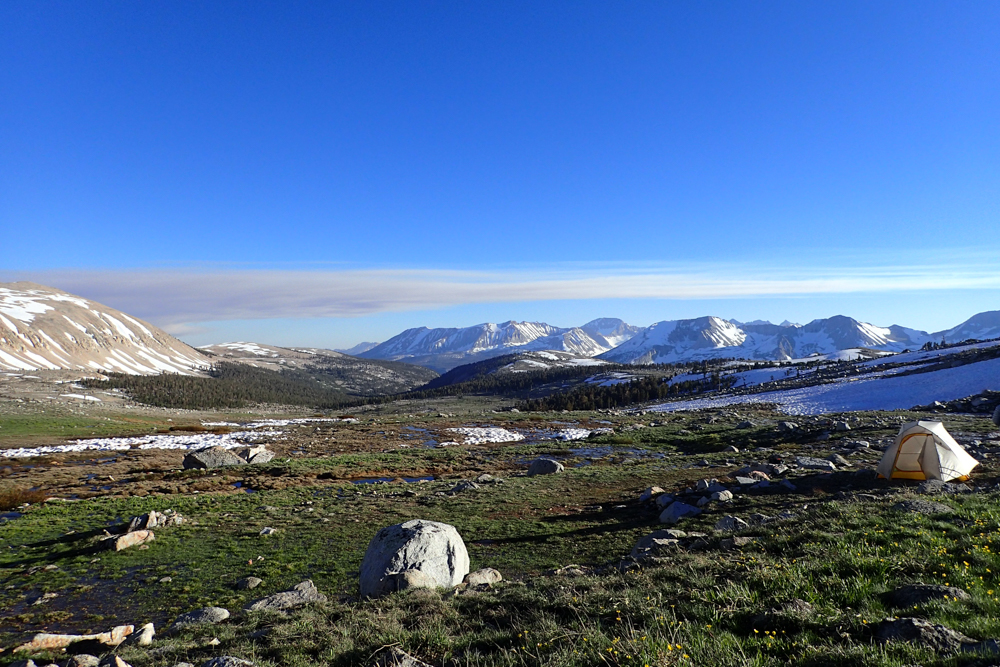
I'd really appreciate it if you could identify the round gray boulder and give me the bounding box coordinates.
[360,519,470,598]
[527,458,564,476]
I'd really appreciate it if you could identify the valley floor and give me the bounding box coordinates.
[3,388,1000,666]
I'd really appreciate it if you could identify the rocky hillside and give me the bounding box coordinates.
[200,341,438,395]
[0,282,210,374]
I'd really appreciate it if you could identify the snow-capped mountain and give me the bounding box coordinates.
[935,311,1000,343]
[0,282,210,374]
[579,318,642,348]
[600,315,934,364]
[360,319,639,372]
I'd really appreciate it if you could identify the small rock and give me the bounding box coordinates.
[65,656,100,667]
[795,456,837,471]
[245,580,327,612]
[917,480,972,495]
[724,445,740,453]
[98,658,132,667]
[834,421,851,432]
[737,420,755,429]
[463,568,502,586]
[778,479,797,490]
[710,490,733,502]
[695,496,710,508]
[875,617,976,653]
[259,527,278,536]
[638,486,664,502]
[658,501,701,524]
[374,647,433,667]
[182,447,247,470]
[169,607,230,633]
[890,584,971,607]
[236,576,263,590]
[474,473,495,483]
[777,421,799,432]
[527,458,564,476]
[720,536,757,550]
[654,493,676,509]
[735,476,756,485]
[828,454,851,467]
[447,481,479,494]
[200,659,255,667]
[892,500,953,515]
[714,516,749,532]
[102,530,155,552]
[124,622,154,646]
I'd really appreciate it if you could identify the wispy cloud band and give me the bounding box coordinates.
[7,261,1000,331]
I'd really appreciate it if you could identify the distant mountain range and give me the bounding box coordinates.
[360,311,1000,370]
[359,318,641,372]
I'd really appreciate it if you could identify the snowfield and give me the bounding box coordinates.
[447,427,525,444]
[650,356,1000,415]
[0,431,268,459]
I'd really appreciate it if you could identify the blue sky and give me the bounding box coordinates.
[2,2,999,348]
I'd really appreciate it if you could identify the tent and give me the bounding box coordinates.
[877,420,978,481]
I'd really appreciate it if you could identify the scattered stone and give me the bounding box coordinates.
[98,657,132,667]
[714,516,749,532]
[259,527,278,536]
[695,496,710,508]
[795,456,837,471]
[527,458,564,476]
[238,446,275,465]
[874,617,976,653]
[65,656,100,667]
[169,607,230,633]
[374,647,433,667]
[101,530,155,552]
[890,584,971,607]
[236,576,262,590]
[201,659,255,667]
[463,568,502,586]
[710,490,734,502]
[474,473,496,483]
[720,536,757,550]
[737,420,755,429]
[779,479,797,490]
[639,486,664,502]
[892,500,953,515]
[834,421,851,432]
[658,501,701,524]
[748,471,769,481]
[123,622,155,646]
[724,445,740,453]
[655,493,675,509]
[15,626,134,652]
[735,476,756,486]
[777,421,799,432]
[245,580,327,612]
[447,481,479,494]
[917,480,972,495]
[828,454,851,467]
[182,447,247,470]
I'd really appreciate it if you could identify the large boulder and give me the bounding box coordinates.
[527,458,564,476]
[360,520,470,598]
[183,447,247,470]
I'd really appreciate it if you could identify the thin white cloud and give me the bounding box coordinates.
[7,261,1000,327]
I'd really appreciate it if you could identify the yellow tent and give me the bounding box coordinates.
[877,420,978,481]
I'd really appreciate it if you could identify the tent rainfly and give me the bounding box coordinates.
[877,420,979,482]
